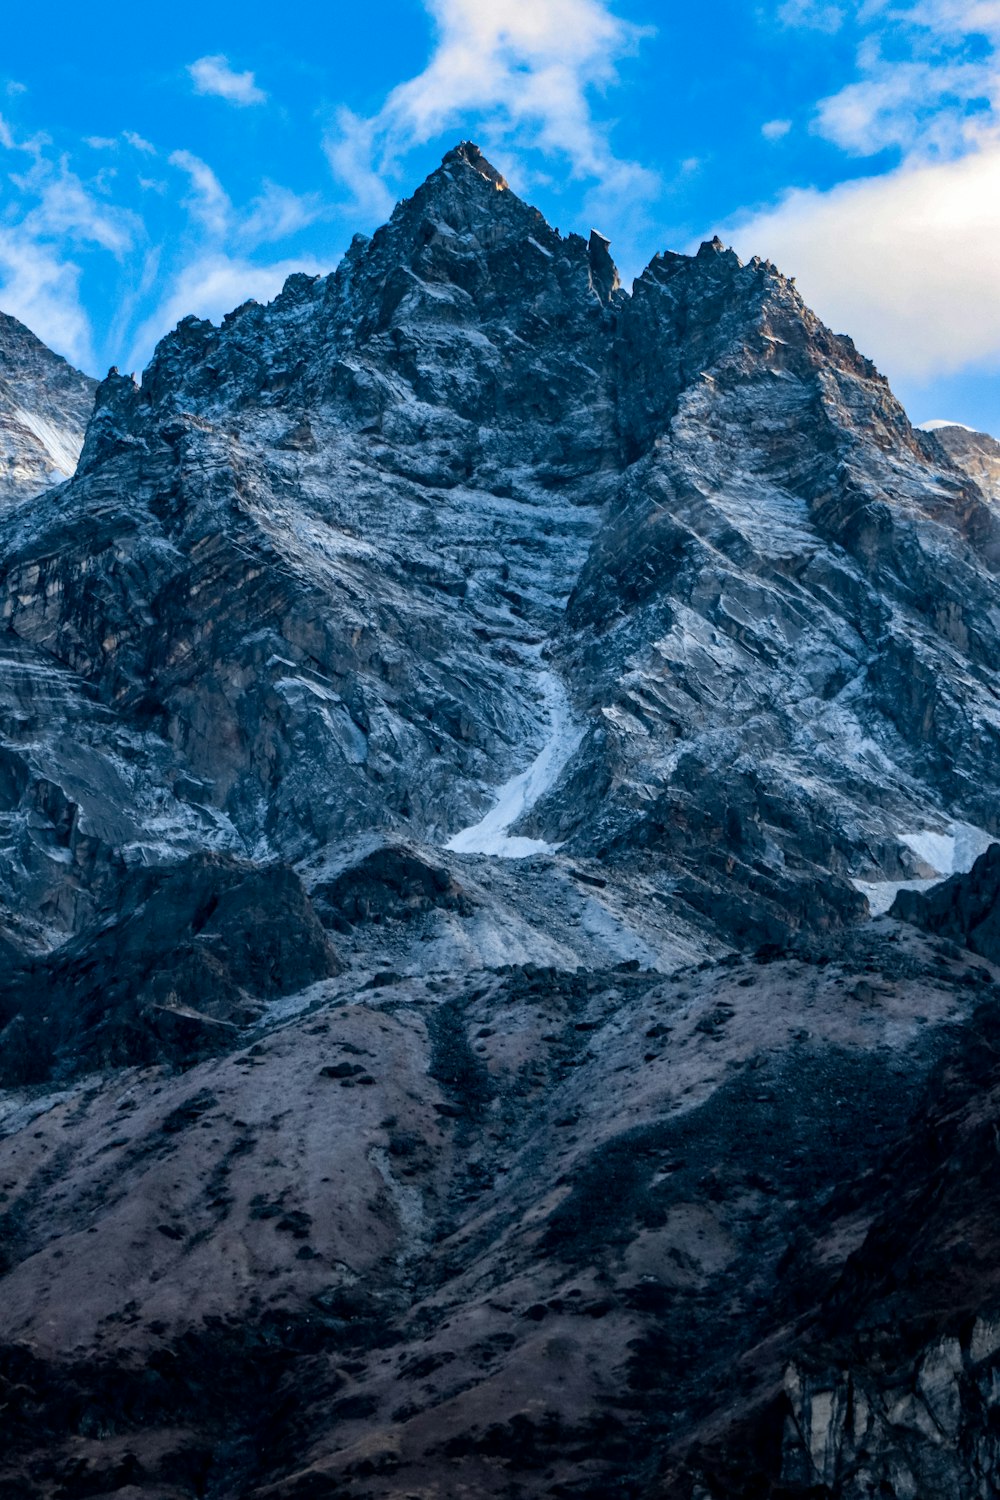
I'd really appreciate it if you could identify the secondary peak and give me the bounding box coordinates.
[441,140,509,191]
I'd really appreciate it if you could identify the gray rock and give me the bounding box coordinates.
[891,840,1000,961]
[928,421,1000,502]
[0,311,96,504]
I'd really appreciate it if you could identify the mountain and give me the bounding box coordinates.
[3,142,1000,1498]
[0,312,97,504]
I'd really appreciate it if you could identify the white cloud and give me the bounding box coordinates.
[724,140,1000,381]
[169,149,232,237]
[325,0,658,223]
[325,108,396,223]
[802,2,1000,159]
[0,131,141,370]
[240,181,324,247]
[0,110,48,156]
[85,135,118,151]
[10,160,139,256]
[123,130,156,154]
[166,153,321,249]
[0,228,93,368]
[762,118,792,140]
[0,160,141,368]
[720,0,1000,387]
[188,55,267,107]
[0,99,320,377]
[815,53,996,157]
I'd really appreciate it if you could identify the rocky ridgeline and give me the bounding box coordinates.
[3,143,1000,1497]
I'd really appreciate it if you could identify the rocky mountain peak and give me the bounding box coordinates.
[0,310,97,504]
[0,141,996,967]
[6,145,1000,1500]
[440,138,510,190]
[695,232,731,258]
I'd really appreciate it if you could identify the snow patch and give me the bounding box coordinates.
[855,877,939,919]
[855,820,994,917]
[899,824,993,877]
[446,670,583,859]
[918,419,976,433]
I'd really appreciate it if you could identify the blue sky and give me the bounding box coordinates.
[3,0,1000,431]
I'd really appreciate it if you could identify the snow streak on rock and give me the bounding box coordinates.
[446,669,583,858]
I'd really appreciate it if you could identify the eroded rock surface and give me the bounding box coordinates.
[891,840,1000,963]
[0,854,340,1085]
[2,929,1000,1498]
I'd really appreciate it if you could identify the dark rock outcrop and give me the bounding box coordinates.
[0,854,339,1082]
[891,840,1000,962]
[313,843,473,931]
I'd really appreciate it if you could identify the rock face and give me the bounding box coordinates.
[0,854,340,1085]
[4,142,1000,1497]
[926,421,1000,503]
[1,144,998,974]
[0,312,96,504]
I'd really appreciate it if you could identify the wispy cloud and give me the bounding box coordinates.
[761,118,792,140]
[0,150,141,366]
[188,54,267,108]
[123,130,156,154]
[0,86,323,377]
[123,156,327,369]
[169,149,232,237]
[0,228,93,368]
[778,0,845,33]
[22,170,139,256]
[240,181,325,247]
[325,0,658,227]
[0,110,49,156]
[801,2,1000,159]
[726,143,1000,381]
